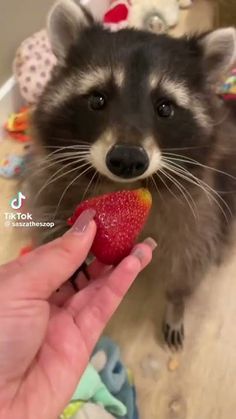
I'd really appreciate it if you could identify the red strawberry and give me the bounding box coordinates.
[68,188,152,265]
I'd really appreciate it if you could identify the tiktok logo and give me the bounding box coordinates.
[10,192,26,210]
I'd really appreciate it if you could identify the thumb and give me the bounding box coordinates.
[0,210,96,300]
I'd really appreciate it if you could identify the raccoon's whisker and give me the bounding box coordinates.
[163,152,203,163]
[54,165,93,217]
[46,143,89,152]
[38,145,90,161]
[39,147,90,163]
[173,170,230,223]
[162,153,236,183]
[162,157,232,216]
[93,174,101,195]
[33,156,88,187]
[45,138,91,146]
[81,170,98,202]
[178,169,232,221]
[30,147,69,166]
[34,158,90,203]
[43,145,91,151]
[42,151,90,163]
[39,152,89,170]
[162,145,211,152]
[150,175,165,205]
[29,153,90,175]
[159,168,198,220]
[43,159,90,191]
[44,144,90,152]
[25,148,89,171]
[162,161,231,222]
[154,171,182,205]
[44,151,90,160]
[160,166,198,212]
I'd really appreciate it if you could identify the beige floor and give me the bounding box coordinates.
[2,2,236,419]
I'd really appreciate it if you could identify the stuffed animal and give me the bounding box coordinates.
[103,0,193,33]
[13,29,56,104]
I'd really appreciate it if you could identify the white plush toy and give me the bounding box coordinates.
[80,0,110,20]
[103,0,193,33]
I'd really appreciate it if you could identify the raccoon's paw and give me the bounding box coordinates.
[163,301,185,351]
[163,321,184,351]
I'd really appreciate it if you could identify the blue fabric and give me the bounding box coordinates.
[116,380,134,419]
[93,337,126,394]
[93,337,139,419]
[132,387,139,419]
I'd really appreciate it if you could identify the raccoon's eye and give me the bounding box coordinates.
[88,92,106,111]
[156,100,174,118]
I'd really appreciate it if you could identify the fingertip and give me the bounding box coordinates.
[130,242,154,268]
[68,219,97,238]
[123,254,142,272]
[68,209,96,234]
[62,219,97,250]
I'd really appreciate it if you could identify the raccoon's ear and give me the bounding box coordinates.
[199,28,236,85]
[47,0,93,62]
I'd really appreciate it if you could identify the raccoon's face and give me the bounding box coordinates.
[33,0,236,186]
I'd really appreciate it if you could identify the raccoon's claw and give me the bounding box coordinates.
[163,322,184,351]
[69,262,90,291]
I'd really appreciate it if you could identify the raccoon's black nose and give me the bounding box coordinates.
[106,144,149,179]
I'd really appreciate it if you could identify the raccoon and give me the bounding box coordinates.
[27,0,236,349]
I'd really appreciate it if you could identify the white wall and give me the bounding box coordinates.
[0,0,55,85]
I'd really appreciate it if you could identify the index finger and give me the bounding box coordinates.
[66,240,156,351]
[0,210,96,300]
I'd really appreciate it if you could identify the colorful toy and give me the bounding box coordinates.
[5,107,31,142]
[219,68,236,101]
[103,0,193,33]
[68,188,152,265]
[0,154,26,178]
[61,337,139,419]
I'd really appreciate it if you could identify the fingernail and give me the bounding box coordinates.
[143,237,157,251]
[131,237,157,263]
[71,209,96,233]
[131,247,145,263]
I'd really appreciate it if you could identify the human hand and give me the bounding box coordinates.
[0,209,155,419]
